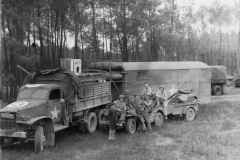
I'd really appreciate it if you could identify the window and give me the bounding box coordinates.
[18,89,48,100]
[137,71,149,79]
[49,89,61,100]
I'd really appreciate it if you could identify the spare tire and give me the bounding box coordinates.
[213,85,222,95]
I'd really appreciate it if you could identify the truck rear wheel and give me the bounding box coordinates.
[85,112,97,133]
[35,126,45,153]
[154,112,164,126]
[236,79,240,87]
[213,85,222,95]
[100,116,108,132]
[97,109,105,127]
[126,118,136,134]
[79,124,86,133]
[0,138,4,149]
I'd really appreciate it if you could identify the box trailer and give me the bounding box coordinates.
[90,61,211,104]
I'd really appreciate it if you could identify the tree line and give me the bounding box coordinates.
[1,0,240,101]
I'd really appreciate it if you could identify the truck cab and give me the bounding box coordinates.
[0,84,66,152]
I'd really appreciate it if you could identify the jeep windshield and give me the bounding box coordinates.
[18,88,48,100]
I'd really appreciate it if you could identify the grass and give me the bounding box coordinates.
[2,100,240,160]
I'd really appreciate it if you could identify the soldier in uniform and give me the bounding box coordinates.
[132,95,152,135]
[156,85,168,119]
[108,104,117,140]
[112,95,126,126]
[142,82,152,96]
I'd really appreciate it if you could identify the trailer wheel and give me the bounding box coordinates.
[213,85,222,95]
[97,109,105,127]
[184,108,195,122]
[126,118,136,135]
[154,112,164,126]
[85,112,97,133]
[35,126,45,153]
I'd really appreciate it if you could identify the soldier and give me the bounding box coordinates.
[142,82,152,96]
[156,85,168,119]
[112,95,126,126]
[144,95,153,112]
[132,95,152,135]
[108,104,117,140]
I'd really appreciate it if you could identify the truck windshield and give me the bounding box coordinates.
[18,89,48,100]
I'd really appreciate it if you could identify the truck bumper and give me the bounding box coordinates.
[0,130,27,138]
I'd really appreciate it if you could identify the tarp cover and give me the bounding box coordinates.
[210,66,227,80]
[23,68,81,105]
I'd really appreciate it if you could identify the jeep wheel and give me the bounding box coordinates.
[213,85,222,95]
[184,108,195,122]
[99,116,108,132]
[126,118,136,135]
[35,126,45,153]
[85,112,97,133]
[154,112,164,126]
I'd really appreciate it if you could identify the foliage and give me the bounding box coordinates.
[1,0,240,100]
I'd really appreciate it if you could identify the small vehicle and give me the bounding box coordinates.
[99,106,139,135]
[99,99,165,134]
[160,90,199,121]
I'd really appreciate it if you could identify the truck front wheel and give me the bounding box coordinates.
[85,112,97,133]
[35,126,45,153]
[213,85,222,95]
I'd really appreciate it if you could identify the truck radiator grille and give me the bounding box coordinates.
[0,113,16,130]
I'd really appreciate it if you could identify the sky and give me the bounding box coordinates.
[178,0,236,12]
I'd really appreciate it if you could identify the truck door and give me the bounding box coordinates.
[47,89,63,123]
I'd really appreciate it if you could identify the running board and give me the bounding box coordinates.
[54,123,69,132]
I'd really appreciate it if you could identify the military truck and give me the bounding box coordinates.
[0,64,111,152]
[210,66,228,95]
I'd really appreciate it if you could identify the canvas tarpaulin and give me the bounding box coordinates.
[210,66,227,80]
[23,68,81,105]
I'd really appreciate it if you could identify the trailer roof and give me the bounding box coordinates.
[122,61,210,71]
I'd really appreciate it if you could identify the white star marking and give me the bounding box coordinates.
[169,85,178,95]
[50,106,60,119]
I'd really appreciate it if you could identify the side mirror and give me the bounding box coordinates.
[60,99,65,103]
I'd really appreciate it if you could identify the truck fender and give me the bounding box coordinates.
[152,107,164,117]
[25,116,55,147]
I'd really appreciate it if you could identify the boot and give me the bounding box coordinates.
[108,130,114,140]
[142,123,147,131]
[112,129,117,139]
